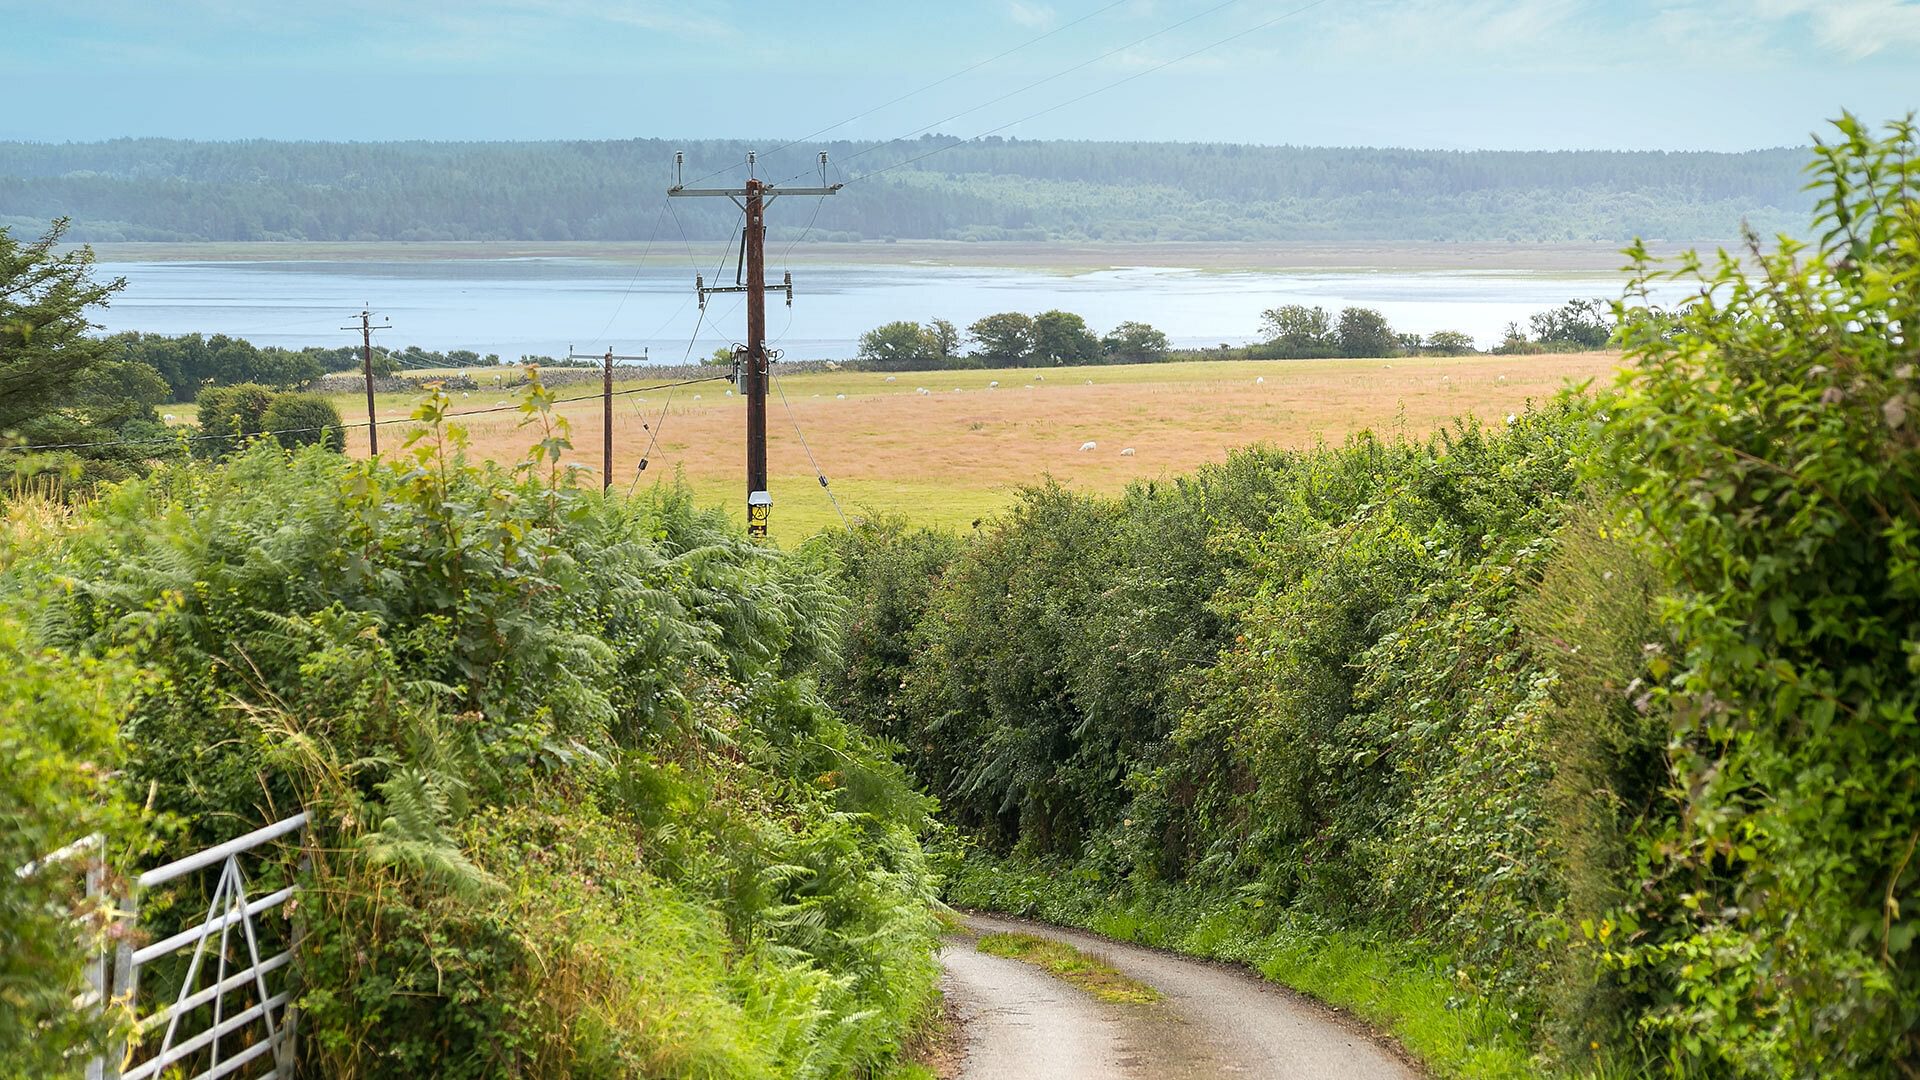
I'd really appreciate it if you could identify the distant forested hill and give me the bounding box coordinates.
[0,136,1810,244]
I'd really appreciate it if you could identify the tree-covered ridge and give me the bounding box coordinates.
[0,136,1811,244]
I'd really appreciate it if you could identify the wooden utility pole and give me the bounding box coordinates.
[669,150,840,538]
[567,346,648,490]
[341,309,390,455]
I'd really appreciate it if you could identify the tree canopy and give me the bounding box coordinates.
[1,218,171,486]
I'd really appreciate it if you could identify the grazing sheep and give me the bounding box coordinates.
[916,387,930,395]
[836,393,847,399]
[885,375,897,382]
[725,389,735,395]
[1120,447,1136,456]
[989,380,1000,388]
[163,414,177,422]
[692,394,702,400]
[1035,374,1044,381]
[1255,376,1265,384]
[1079,441,1097,451]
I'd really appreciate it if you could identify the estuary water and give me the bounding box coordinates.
[90,257,1667,362]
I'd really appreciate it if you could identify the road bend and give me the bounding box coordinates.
[941,913,1420,1080]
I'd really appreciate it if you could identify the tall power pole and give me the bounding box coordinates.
[341,309,390,456]
[567,345,649,490]
[669,151,840,538]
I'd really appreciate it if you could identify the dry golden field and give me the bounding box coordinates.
[328,351,1621,542]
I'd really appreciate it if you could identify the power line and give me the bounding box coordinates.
[841,0,1334,189]
[0,374,731,455]
[588,198,671,348]
[772,368,849,529]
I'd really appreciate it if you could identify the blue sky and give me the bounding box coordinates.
[3,0,1916,149]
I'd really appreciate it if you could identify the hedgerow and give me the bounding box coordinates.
[828,117,1920,1078]
[5,378,941,1077]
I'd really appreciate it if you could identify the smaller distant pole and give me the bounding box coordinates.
[341,309,389,455]
[603,348,613,491]
[567,345,648,492]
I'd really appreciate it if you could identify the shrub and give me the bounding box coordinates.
[1597,113,1920,1075]
[261,392,347,452]
[0,611,145,1075]
[192,381,277,456]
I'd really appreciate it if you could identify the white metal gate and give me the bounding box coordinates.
[21,812,311,1080]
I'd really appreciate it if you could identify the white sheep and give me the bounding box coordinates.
[885,375,897,382]
[1255,376,1265,384]
[725,389,735,396]
[836,393,847,400]
[1120,448,1136,456]
[1079,441,1097,451]
[692,394,702,400]
[989,380,1000,388]
[916,387,930,395]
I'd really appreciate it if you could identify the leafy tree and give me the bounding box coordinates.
[1491,321,1542,355]
[928,318,960,361]
[1031,310,1101,365]
[1425,330,1476,355]
[1100,320,1170,363]
[857,320,942,370]
[1335,306,1397,357]
[263,392,347,452]
[1259,304,1334,357]
[968,312,1036,367]
[1529,298,1613,350]
[0,217,172,487]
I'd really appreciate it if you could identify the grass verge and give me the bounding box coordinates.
[946,855,1539,1079]
[974,931,1161,1004]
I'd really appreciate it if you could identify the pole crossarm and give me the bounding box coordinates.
[668,184,843,198]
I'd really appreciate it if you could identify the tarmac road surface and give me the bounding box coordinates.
[940,913,1420,1080]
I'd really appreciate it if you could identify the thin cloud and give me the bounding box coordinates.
[1008,1,1058,29]
[1751,0,1920,57]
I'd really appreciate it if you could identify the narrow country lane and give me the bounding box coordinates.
[940,914,1420,1080]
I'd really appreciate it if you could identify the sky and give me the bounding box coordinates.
[2,0,1917,151]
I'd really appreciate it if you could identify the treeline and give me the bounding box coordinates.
[821,120,1920,1075]
[0,136,1811,244]
[854,298,1613,370]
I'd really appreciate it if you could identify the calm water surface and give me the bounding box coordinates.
[91,258,1677,362]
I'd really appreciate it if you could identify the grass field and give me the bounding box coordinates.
[263,351,1620,542]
